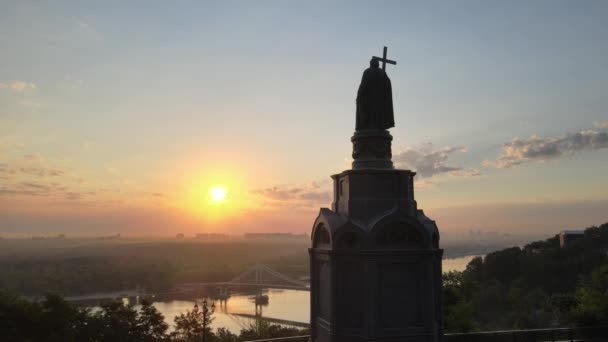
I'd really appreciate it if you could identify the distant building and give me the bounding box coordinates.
[97,233,121,240]
[176,233,185,239]
[559,230,585,248]
[31,234,66,240]
[195,233,229,240]
[244,233,308,240]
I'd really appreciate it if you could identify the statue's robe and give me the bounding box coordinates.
[355,66,394,130]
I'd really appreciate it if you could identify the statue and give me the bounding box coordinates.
[351,47,397,170]
[355,58,395,130]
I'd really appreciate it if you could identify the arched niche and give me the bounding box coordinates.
[335,228,365,250]
[313,223,331,249]
[374,222,425,249]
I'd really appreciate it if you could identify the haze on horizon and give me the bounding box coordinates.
[1,1,607,238]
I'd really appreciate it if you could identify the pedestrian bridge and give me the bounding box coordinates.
[176,263,310,292]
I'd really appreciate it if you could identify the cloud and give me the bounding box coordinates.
[393,143,481,178]
[0,182,53,197]
[0,81,36,92]
[487,126,608,168]
[23,154,43,161]
[0,156,92,200]
[19,167,65,177]
[0,181,97,201]
[77,21,93,32]
[594,122,608,129]
[254,144,480,207]
[252,180,332,209]
[253,186,305,201]
[1,155,67,178]
[65,192,82,200]
[20,182,51,191]
[0,164,16,178]
[298,191,331,202]
[105,165,120,176]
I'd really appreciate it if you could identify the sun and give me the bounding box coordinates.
[209,185,228,203]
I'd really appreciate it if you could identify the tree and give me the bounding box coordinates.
[173,308,204,341]
[213,327,238,342]
[239,320,306,340]
[138,298,169,341]
[571,262,608,326]
[95,300,142,341]
[446,300,475,333]
[172,300,215,342]
[0,292,100,342]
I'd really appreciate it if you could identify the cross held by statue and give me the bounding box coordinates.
[372,46,397,71]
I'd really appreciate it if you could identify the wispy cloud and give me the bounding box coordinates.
[594,122,608,129]
[0,80,37,92]
[486,125,608,168]
[20,182,51,191]
[252,180,332,209]
[0,181,98,201]
[0,152,96,202]
[0,163,17,180]
[393,143,481,178]
[19,167,65,177]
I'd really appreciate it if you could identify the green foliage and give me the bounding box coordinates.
[446,300,475,333]
[0,240,309,297]
[139,298,170,341]
[172,308,205,341]
[0,291,94,342]
[0,291,306,341]
[214,327,239,342]
[239,319,307,340]
[570,263,608,326]
[0,292,170,341]
[444,222,608,332]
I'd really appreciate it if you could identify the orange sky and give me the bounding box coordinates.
[1,2,608,238]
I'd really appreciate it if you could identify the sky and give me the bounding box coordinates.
[1,1,607,237]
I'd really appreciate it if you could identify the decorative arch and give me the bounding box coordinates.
[372,220,428,249]
[334,224,367,250]
[313,223,331,248]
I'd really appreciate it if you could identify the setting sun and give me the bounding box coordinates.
[209,186,228,203]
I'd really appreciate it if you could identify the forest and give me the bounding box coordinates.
[444,222,608,331]
[0,233,527,297]
[0,239,310,296]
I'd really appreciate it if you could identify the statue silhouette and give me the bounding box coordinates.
[355,58,394,130]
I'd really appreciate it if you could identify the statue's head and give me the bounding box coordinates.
[370,58,379,68]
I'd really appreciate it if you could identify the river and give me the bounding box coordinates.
[121,254,481,335]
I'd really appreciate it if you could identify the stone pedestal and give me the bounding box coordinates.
[351,129,393,170]
[309,130,443,342]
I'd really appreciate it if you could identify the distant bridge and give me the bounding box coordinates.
[65,264,309,303]
[64,286,146,302]
[228,313,309,329]
[176,264,310,292]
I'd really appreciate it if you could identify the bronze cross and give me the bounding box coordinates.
[372,46,397,71]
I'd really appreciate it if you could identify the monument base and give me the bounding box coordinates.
[351,129,393,170]
[310,167,443,342]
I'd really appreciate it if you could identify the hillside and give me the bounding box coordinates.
[444,222,608,332]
